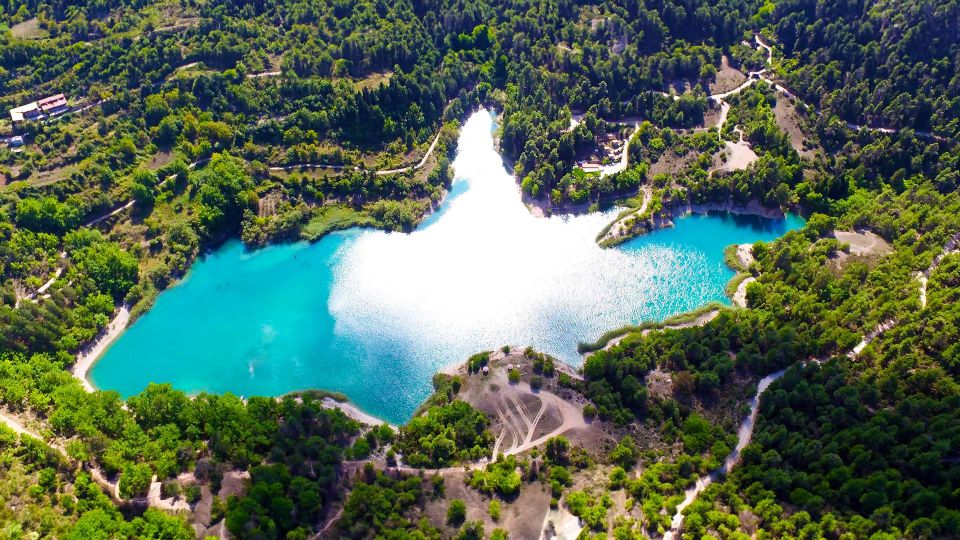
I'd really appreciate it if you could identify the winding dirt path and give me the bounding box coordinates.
[246,71,281,78]
[594,122,642,178]
[664,231,960,539]
[375,128,445,175]
[0,409,122,503]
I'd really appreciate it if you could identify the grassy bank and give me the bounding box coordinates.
[300,206,375,241]
[577,302,729,354]
[724,243,747,272]
[725,272,751,298]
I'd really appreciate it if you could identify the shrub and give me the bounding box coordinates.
[468,457,523,496]
[609,466,627,489]
[396,400,492,467]
[566,491,613,531]
[454,521,484,540]
[545,436,570,465]
[583,404,597,421]
[549,465,573,496]
[468,352,490,373]
[530,376,543,390]
[184,485,202,504]
[508,369,521,384]
[161,480,180,499]
[350,438,371,459]
[488,499,501,521]
[609,436,639,469]
[448,499,467,525]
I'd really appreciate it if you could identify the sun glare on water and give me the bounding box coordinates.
[91,110,801,423]
[329,111,700,364]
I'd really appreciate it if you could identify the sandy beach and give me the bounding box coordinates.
[732,276,755,308]
[72,304,131,392]
[321,397,396,428]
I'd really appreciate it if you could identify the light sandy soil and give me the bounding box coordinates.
[11,18,45,39]
[737,243,755,268]
[713,100,731,133]
[712,130,758,173]
[193,469,251,538]
[456,357,594,460]
[147,474,192,513]
[733,277,756,308]
[849,318,898,358]
[645,367,673,399]
[592,122,641,178]
[246,70,281,78]
[0,409,33,438]
[420,469,554,540]
[649,150,699,177]
[72,305,130,392]
[540,505,584,540]
[833,230,892,256]
[831,230,892,269]
[322,397,396,428]
[732,243,756,307]
[918,273,929,308]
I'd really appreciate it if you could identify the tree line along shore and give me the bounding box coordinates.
[1,0,959,538]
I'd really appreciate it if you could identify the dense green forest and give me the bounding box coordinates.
[0,0,958,537]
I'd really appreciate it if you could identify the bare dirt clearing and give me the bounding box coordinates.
[420,469,554,540]
[708,56,748,95]
[712,130,758,173]
[773,99,817,159]
[649,150,699,177]
[11,18,47,39]
[454,353,601,459]
[831,230,892,269]
[833,230,892,256]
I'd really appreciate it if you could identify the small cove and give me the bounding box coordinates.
[91,110,804,424]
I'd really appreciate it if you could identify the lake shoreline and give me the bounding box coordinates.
[72,304,131,392]
[84,111,802,427]
[599,193,791,248]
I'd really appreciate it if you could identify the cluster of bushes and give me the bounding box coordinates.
[395,400,492,468]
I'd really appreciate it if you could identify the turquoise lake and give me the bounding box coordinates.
[91,111,804,424]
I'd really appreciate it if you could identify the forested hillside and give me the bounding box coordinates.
[1,0,959,538]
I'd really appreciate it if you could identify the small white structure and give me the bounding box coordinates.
[482,366,490,375]
[10,102,40,123]
[9,135,25,147]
